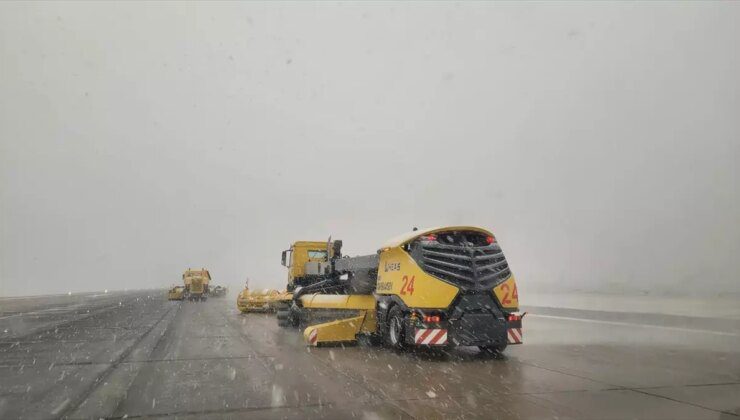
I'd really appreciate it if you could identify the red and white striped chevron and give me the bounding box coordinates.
[414,329,448,345]
[308,328,318,346]
[507,327,523,344]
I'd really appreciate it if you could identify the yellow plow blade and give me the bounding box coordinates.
[303,311,377,346]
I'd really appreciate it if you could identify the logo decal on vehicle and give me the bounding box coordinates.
[384,261,400,272]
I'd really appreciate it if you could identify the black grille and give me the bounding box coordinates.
[410,236,511,289]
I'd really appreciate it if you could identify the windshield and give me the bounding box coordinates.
[307,250,328,260]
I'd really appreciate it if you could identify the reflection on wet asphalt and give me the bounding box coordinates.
[1,291,738,419]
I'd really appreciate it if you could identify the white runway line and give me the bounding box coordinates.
[0,307,75,320]
[528,314,739,337]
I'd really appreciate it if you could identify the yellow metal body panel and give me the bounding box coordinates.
[183,268,211,288]
[299,293,376,310]
[380,226,494,250]
[190,276,206,294]
[287,241,334,284]
[302,311,377,346]
[376,246,459,309]
[492,276,519,310]
[182,268,211,293]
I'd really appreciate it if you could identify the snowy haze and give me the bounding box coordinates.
[1,2,738,297]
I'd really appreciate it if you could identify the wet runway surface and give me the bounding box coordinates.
[1,291,738,419]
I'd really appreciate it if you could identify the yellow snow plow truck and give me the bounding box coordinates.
[276,227,522,352]
[188,275,208,301]
[183,268,211,301]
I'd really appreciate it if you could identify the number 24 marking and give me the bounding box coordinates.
[500,283,518,305]
[400,275,415,295]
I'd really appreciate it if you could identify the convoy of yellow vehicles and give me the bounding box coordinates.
[172,226,523,354]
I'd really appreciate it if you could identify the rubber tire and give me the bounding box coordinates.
[384,306,406,349]
[276,302,296,328]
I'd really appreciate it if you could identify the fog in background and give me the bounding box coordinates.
[1,2,738,297]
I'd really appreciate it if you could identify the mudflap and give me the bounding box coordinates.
[447,294,508,347]
[506,313,523,344]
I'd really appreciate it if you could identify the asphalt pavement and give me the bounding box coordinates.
[1,290,738,419]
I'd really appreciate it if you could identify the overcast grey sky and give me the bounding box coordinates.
[1,2,738,297]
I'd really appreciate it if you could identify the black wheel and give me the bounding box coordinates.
[384,306,406,349]
[276,302,297,328]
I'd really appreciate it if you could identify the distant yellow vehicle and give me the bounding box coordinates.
[183,268,211,301]
[168,286,185,300]
[237,288,291,313]
[188,275,208,301]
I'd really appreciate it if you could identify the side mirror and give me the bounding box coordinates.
[281,250,287,267]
